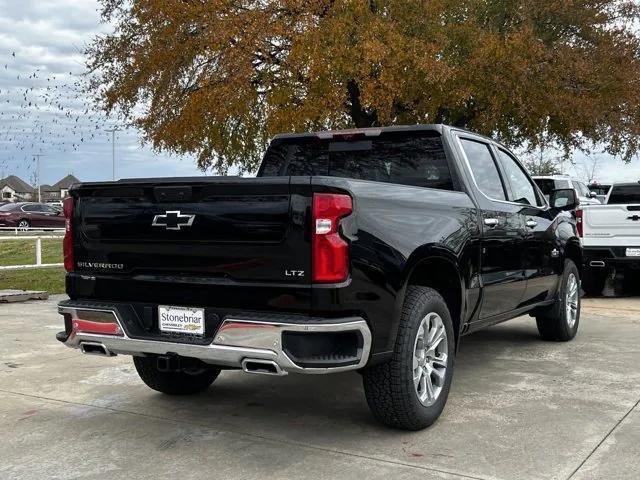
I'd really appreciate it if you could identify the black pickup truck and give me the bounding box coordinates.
[57,124,582,430]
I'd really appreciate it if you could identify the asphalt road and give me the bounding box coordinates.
[1,295,639,480]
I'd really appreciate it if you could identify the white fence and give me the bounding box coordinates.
[0,227,65,270]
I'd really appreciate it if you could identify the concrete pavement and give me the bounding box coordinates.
[0,295,638,480]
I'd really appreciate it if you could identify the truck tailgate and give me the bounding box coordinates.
[71,177,312,283]
[582,204,640,246]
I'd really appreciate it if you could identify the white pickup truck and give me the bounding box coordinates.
[579,182,640,295]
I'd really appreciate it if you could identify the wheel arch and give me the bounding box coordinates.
[564,237,582,275]
[396,249,464,350]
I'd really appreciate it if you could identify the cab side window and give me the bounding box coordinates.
[460,139,506,200]
[496,149,543,207]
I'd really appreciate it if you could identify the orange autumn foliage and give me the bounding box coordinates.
[87,0,640,172]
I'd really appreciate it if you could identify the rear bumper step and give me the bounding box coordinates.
[58,302,371,374]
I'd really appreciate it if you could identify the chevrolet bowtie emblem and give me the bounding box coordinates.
[152,211,195,230]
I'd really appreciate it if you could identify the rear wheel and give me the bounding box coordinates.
[133,355,220,395]
[581,268,606,296]
[362,286,455,430]
[536,259,580,341]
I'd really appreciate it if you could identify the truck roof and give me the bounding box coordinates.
[531,175,572,180]
[270,123,494,144]
[610,181,640,187]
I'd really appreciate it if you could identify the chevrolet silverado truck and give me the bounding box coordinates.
[56,124,582,430]
[579,182,640,295]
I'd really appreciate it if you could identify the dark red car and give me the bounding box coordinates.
[0,202,66,229]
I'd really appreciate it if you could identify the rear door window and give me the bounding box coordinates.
[41,204,57,213]
[459,139,506,200]
[607,185,640,204]
[260,133,454,190]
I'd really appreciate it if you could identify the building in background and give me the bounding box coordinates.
[0,174,79,202]
[0,175,35,202]
[40,174,80,201]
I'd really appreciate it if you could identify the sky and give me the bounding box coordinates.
[0,0,203,185]
[0,0,639,187]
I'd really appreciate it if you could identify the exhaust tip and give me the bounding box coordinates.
[589,261,606,267]
[241,359,286,376]
[80,342,115,357]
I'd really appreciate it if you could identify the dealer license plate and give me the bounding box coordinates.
[626,248,640,257]
[158,305,205,335]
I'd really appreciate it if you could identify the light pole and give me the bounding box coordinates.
[105,127,120,180]
[34,153,45,202]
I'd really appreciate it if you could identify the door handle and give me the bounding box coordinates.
[484,218,499,228]
[526,219,538,228]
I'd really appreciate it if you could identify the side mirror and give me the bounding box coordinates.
[588,191,597,199]
[550,188,578,211]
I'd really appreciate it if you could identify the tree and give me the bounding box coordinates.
[574,153,602,183]
[522,149,563,176]
[87,0,640,173]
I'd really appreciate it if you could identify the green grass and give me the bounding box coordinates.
[0,239,63,266]
[0,267,66,293]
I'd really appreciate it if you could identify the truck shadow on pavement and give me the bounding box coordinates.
[143,320,546,432]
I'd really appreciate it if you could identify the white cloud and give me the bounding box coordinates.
[0,0,203,185]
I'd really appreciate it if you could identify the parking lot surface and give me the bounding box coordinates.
[1,295,639,480]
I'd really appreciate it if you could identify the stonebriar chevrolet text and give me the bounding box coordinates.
[56,124,582,430]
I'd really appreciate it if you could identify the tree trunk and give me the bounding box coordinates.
[347,80,378,128]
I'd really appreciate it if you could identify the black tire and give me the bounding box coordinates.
[133,355,220,395]
[536,259,580,341]
[17,219,30,230]
[581,268,606,296]
[362,286,455,430]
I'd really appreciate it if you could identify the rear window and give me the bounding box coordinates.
[533,179,555,201]
[259,133,454,190]
[607,185,640,204]
[589,185,610,196]
[533,179,570,201]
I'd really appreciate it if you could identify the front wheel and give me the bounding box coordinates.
[536,259,580,341]
[17,219,30,231]
[362,286,455,430]
[133,355,220,395]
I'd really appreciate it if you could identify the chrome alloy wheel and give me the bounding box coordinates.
[412,312,448,407]
[566,273,579,328]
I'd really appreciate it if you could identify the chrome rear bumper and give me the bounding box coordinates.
[58,303,372,375]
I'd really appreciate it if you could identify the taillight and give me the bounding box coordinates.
[312,193,353,283]
[63,196,74,271]
[575,209,583,237]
